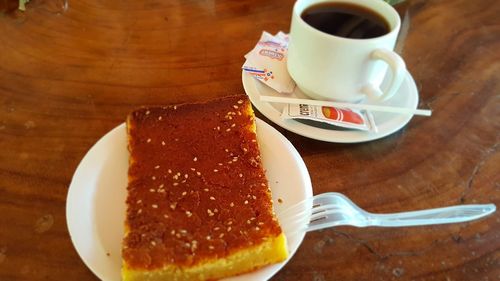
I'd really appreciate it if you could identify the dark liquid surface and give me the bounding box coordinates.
[301,2,390,39]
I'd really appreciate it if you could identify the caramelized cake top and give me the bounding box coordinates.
[123,95,283,269]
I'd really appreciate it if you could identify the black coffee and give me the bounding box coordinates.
[301,2,390,39]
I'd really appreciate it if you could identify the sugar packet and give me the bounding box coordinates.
[243,31,295,94]
[282,103,378,132]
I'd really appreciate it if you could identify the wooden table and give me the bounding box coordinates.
[1,0,498,280]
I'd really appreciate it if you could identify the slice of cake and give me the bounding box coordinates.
[122,95,288,281]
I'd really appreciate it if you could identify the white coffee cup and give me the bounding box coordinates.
[287,0,406,103]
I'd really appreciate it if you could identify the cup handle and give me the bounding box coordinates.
[363,49,406,102]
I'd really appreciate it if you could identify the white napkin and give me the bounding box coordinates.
[242,31,296,94]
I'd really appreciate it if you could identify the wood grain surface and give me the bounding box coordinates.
[0,0,499,280]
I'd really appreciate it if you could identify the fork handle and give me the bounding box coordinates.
[366,204,496,227]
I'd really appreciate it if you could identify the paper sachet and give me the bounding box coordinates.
[243,31,295,94]
[282,104,378,132]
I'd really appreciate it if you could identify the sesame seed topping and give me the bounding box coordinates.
[159,116,163,121]
[206,235,212,240]
[237,100,243,104]
[151,241,156,246]
[190,168,196,171]
[230,202,234,207]
[258,222,264,225]
[216,126,220,131]
[170,203,176,210]
[145,110,150,115]
[208,245,215,250]
[218,163,223,166]
[154,165,160,169]
[244,200,249,205]
[168,169,172,174]
[164,214,169,218]
[184,174,189,178]
[226,128,231,132]
[231,123,236,128]
[137,209,142,214]
[146,138,151,143]
[171,230,175,235]
[203,188,209,192]
[161,141,166,146]
[173,105,177,110]
[209,196,215,200]
[238,173,243,178]
[196,171,201,176]
[159,184,164,188]
[213,208,218,213]
[233,105,239,109]
[152,176,156,180]
[179,229,187,234]
[214,227,220,231]
[252,195,257,200]
[227,227,232,232]
[247,220,251,224]
[193,157,198,161]
[227,221,233,225]
[224,148,229,152]
[213,169,218,172]
[237,111,242,116]
[173,174,179,180]
[152,204,158,208]
[173,182,179,186]
[255,226,260,231]
[182,191,187,196]
[186,211,192,217]
[136,199,142,204]
[149,189,155,192]
[219,233,225,238]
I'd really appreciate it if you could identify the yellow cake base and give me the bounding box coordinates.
[122,233,288,281]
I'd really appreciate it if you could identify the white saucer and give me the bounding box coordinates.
[242,70,419,143]
[66,118,313,281]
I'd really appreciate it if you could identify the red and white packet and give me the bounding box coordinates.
[242,31,295,94]
[282,104,378,132]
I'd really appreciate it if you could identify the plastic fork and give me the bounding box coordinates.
[277,192,496,235]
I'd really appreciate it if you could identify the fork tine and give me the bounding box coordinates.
[277,193,346,228]
[309,206,345,222]
[277,197,315,221]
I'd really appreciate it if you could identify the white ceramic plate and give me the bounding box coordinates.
[66,118,313,281]
[242,70,419,143]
